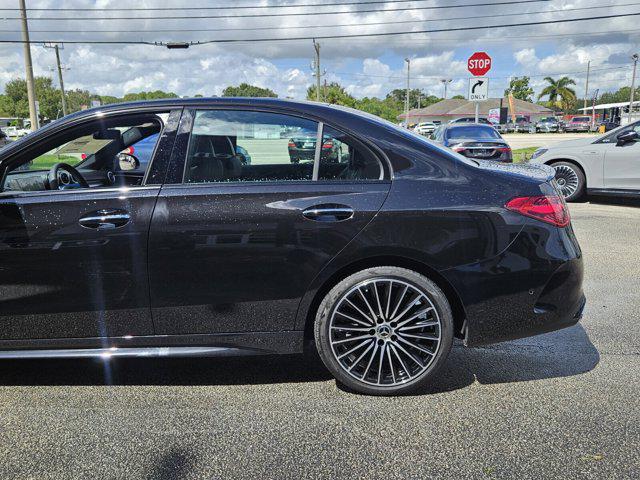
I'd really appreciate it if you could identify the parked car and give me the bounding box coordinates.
[0,98,584,395]
[529,120,640,201]
[0,129,11,148]
[288,135,340,163]
[506,116,532,133]
[449,117,493,125]
[413,122,437,136]
[564,116,593,132]
[431,123,512,162]
[3,126,30,138]
[535,117,562,133]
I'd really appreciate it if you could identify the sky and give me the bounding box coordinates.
[0,0,639,103]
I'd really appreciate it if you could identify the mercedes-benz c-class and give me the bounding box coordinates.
[0,98,584,395]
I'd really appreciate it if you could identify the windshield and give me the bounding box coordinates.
[447,126,501,140]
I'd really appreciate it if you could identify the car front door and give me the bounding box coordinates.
[0,109,181,343]
[603,123,640,190]
[148,109,390,335]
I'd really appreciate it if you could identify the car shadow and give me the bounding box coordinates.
[0,324,599,394]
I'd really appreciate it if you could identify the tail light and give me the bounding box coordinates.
[452,146,465,153]
[322,140,333,149]
[496,147,511,154]
[81,153,87,160]
[288,141,296,148]
[505,195,570,227]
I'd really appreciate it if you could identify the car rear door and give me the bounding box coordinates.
[603,124,640,190]
[148,108,390,335]
[0,109,181,342]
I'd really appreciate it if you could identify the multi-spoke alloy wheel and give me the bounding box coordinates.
[551,162,585,201]
[315,267,453,395]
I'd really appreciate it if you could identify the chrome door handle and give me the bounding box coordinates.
[302,204,354,222]
[79,209,130,230]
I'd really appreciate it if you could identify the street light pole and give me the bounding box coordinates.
[441,78,452,99]
[19,0,39,131]
[583,60,590,112]
[628,54,638,124]
[404,58,410,127]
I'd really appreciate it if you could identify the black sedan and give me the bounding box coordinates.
[0,98,584,395]
[432,123,513,162]
[288,135,340,163]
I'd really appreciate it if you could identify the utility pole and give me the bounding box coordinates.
[312,39,322,102]
[583,60,590,111]
[629,54,638,124]
[404,58,410,127]
[45,44,68,117]
[54,45,68,116]
[19,0,39,131]
[323,78,327,103]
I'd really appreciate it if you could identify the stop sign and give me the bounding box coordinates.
[467,52,492,76]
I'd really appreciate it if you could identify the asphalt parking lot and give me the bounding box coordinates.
[0,200,638,479]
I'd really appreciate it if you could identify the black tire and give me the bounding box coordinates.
[314,266,454,396]
[550,161,585,202]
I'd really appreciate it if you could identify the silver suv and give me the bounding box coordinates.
[528,121,640,201]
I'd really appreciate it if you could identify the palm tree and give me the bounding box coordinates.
[537,76,577,112]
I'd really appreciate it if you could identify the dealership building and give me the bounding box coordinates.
[398,97,554,124]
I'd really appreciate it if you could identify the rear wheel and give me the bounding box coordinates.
[550,161,585,201]
[314,266,454,395]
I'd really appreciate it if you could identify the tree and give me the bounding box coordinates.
[385,88,438,110]
[222,83,277,98]
[122,90,178,102]
[504,76,534,102]
[353,97,401,123]
[307,82,356,107]
[2,77,61,120]
[538,76,577,112]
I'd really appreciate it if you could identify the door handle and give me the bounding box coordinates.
[302,204,354,222]
[79,209,130,230]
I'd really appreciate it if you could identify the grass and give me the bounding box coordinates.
[23,154,79,171]
[512,147,539,163]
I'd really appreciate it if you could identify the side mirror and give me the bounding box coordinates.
[616,130,638,146]
[117,153,139,171]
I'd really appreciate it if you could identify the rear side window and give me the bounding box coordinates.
[318,125,382,181]
[184,110,318,183]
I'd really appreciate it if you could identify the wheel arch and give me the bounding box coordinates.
[302,255,467,352]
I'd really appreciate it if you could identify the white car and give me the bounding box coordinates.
[2,126,30,138]
[528,121,640,201]
[413,122,437,136]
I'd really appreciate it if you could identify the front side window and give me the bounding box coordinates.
[2,113,167,192]
[184,110,318,183]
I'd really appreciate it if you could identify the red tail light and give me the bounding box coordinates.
[81,153,87,160]
[496,147,511,153]
[288,141,296,148]
[505,195,570,227]
[452,146,465,153]
[322,140,333,149]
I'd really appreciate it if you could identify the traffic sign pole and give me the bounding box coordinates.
[467,52,492,124]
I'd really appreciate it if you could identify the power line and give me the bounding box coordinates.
[1,0,539,11]
[331,65,632,82]
[0,1,631,35]
[0,0,554,20]
[1,11,638,45]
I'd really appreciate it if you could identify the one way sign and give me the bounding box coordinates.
[468,77,489,101]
